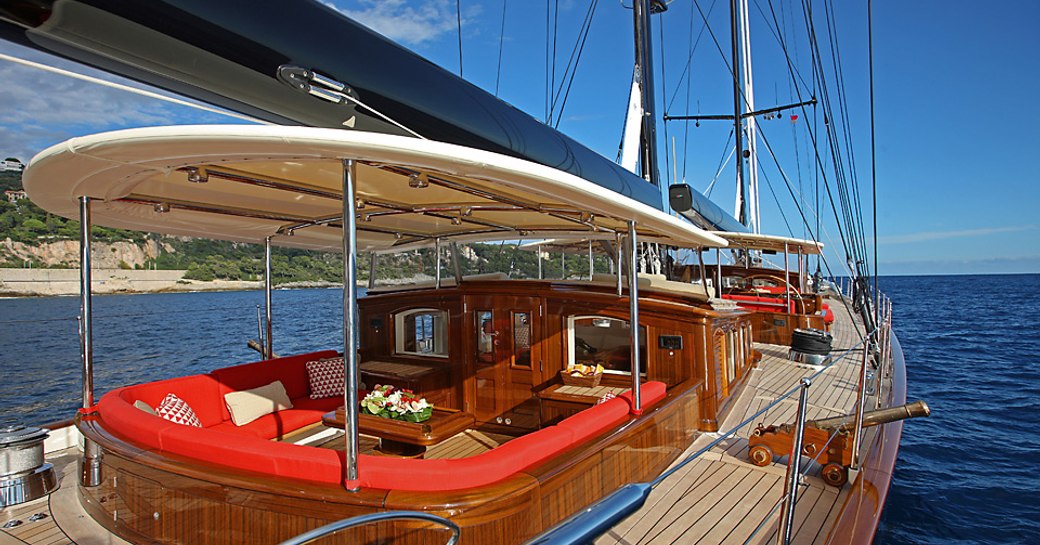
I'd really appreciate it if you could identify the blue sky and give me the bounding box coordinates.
[0,0,1037,275]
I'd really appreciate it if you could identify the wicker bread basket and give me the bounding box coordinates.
[560,369,602,388]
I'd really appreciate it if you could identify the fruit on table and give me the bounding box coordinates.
[567,363,605,377]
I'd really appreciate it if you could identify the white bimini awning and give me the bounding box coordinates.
[23,125,728,252]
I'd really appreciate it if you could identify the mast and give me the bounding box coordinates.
[633,0,663,187]
[729,0,747,227]
[738,0,760,235]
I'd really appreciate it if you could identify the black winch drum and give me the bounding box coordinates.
[0,425,58,507]
[789,328,833,366]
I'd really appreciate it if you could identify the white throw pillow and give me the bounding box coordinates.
[134,399,158,415]
[224,380,294,426]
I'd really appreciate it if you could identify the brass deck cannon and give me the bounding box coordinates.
[747,400,929,487]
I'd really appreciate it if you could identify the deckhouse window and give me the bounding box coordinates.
[395,309,449,358]
[567,316,646,375]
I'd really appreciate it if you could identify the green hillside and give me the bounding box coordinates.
[0,170,603,283]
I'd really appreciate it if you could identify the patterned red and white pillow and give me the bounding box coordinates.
[597,392,617,405]
[155,393,202,427]
[307,357,344,399]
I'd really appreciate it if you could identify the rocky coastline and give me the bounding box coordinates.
[0,268,263,297]
[0,269,433,297]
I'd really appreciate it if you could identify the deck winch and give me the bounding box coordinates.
[788,328,833,366]
[0,425,58,507]
[747,400,930,487]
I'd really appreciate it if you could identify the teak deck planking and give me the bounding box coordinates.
[594,296,876,545]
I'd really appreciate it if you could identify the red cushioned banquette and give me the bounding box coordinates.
[96,358,668,491]
[722,293,796,314]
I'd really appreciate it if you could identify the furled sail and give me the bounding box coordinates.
[0,0,744,231]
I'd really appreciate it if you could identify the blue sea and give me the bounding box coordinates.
[1,274,1037,544]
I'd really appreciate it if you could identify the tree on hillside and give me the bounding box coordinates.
[0,171,22,192]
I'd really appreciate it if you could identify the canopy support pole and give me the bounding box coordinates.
[264,236,273,359]
[616,234,624,296]
[368,253,377,289]
[796,248,804,292]
[783,242,791,314]
[450,242,463,284]
[435,237,442,288]
[627,221,642,413]
[588,240,594,280]
[79,196,101,487]
[697,247,708,289]
[715,248,724,298]
[341,159,360,491]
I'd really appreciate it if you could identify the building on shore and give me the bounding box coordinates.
[1,158,24,172]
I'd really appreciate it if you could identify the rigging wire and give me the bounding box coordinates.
[776,0,806,240]
[456,0,464,77]
[549,0,561,123]
[750,119,864,337]
[680,0,869,329]
[550,0,600,128]
[757,165,794,237]
[0,53,268,125]
[0,316,77,325]
[704,128,736,197]
[822,0,867,262]
[868,0,879,315]
[667,0,717,111]
[680,2,700,183]
[770,0,861,276]
[660,8,672,185]
[749,0,813,98]
[495,0,508,96]
[545,0,551,122]
[807,0,868,275]
[0,303,282,326]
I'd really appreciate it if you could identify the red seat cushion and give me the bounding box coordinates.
[291,396,343,413]
[557,397,631,443]
[722,294,795,314]
[211,350,339,421]
[99,388,175,451]
[117,374,224,427]
[209,397,342,439]
[618,381,667,414]
[157,425,343,484]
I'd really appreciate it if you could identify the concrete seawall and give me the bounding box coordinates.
[0,268,263,297]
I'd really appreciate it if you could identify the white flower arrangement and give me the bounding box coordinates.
[360,384,433,423]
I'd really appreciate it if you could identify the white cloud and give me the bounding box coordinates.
[877,225,1035,245]
[0,60,175,160]
[0,42,241,161]
[325,0,467,47]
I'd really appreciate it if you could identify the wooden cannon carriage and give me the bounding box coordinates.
[747,400,929,486]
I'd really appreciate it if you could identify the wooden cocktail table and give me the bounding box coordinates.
[535,383,628,426]
[322,407,475,458]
